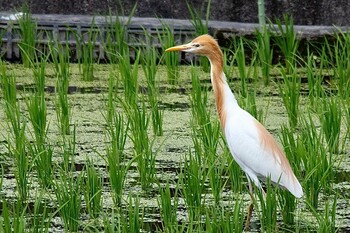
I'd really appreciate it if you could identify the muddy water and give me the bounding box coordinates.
[0,64,349,232]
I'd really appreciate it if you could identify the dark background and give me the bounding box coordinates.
[1,0,350,26]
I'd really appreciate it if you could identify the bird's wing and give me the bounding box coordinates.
[224,109,303,198]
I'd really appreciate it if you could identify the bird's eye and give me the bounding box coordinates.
[193,43,200,47]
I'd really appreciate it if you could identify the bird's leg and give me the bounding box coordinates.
[245,179,254,231]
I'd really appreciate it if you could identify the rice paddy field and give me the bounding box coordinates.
[0,11,350,233]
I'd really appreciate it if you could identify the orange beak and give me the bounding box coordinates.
[165,43,191,52]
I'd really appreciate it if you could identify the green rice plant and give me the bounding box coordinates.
[104,3,137,63]
[273,15,299,74]
[101,208,135,233]
[179,152,206,223]
[105,69,119,123]
[277,189,297,227]
[158,181,179,233]
[18,6,36,68]
[126,195,143,233]
[189,65,221,160]
[344,99,350,142]
[305,45,326,105]
[0,200,26,233]
[49,38,71,135]
[74,19,99,81]
[204,198,244,233]
[232,39,264,123]
[103,72,132,206]
[328,31,350,99]
[255,26,273,86]
[54,169,82,232]
[30,192,50,233]
[122,97,156,191]
[279,125,302,177]
[278,127,304,227]
[0,199,12,233]
[255,177,278,233]
[83,160,103,219]
[25,55,53,188]
[119,49,140,107]
[278,65,301,129]
[104,113,131,206]
[0,165,3,196]
[186,0,211,72]
[157,23,180,85]
[226,151,244,193]
[1,65,29,203]
[222,49,235,79]
[102,209,119,233]
[317,96,342,154]
[233,37,248,98]
[207,155,227,206]
[189,65,208,129]
[61,125,77,172]
[141,36,163,136]
[307,195,337,232]
[299,114,334,209]
[189,65,229,205]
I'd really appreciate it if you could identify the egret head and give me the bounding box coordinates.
[165,34,221,57]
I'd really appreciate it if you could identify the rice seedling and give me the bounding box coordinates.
[186,0,211,72]
[18,6,36,68]
[74,18,99,81]
[103,69,134,206]
[158,181,179,233]
[179,152,206,223]
[277,189,297,228]
[231,39,264,122]
[157,23,180,85]
[305,45,327,105]
[344,99,350,141]
[0,200,26,233]
[30,192,50,233]
[101,209,119,233]
[104,3,137,63]
[207,155,228,206]
[0,199,12,233]
[49,38,71,135]
[24,54,53,188]
[104,113,131,206]
[204,198,244,233]
[278,65,301,129]
[307,195,338,232]
[279,125,302,177]
[273,15,300,74]
[83,160,103,219]
[189,65,221,160]
[328,30,350,99]
[141,34,163,136]
[1,65,29,203]
[255,177,279,232]
[54,169,82,232]
[255,26,273,86]
[119,49,140,107]
[189,65,230,206]
[233,37,248,98]
[317,96,342,154]
[122,96,156,191]
[130,195,144,233]
[299,114,334,209]
[226,151,244,194]
[101,208,137,233]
